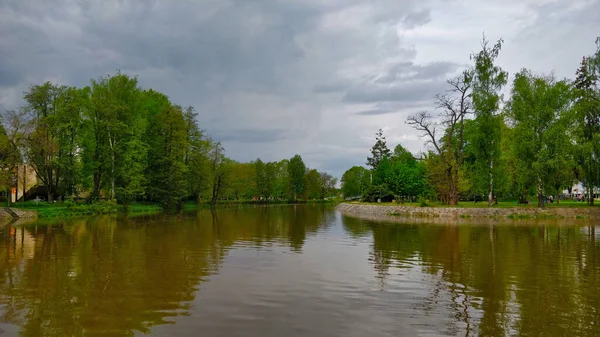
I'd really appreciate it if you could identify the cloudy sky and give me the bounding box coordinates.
[1,0,599,179]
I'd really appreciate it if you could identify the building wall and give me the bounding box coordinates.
[11,165,39,203]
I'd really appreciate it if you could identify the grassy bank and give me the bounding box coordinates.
[10,198,338,218]
[11,201,164,218]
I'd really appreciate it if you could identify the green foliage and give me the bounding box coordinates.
[573,51,600,205]
[508,70,574,207]
[366,128,391,170]
[288,154,307,200]
[362,184,394,203]
[4,71,342,210]
[470,35,508,205]
[341,166,371,198]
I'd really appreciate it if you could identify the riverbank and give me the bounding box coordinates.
[7,199,337,219]
[336,202,600,221]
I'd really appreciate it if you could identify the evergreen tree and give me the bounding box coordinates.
[366,129,391,170]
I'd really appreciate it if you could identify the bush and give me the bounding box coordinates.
[362,185,395,203]
[418,195,430,207]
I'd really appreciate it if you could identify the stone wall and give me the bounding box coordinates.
[336,203,600,221]
[0,208,38,220]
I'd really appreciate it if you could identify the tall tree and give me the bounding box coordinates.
[146,104,188,208]
[390,144,427,202]
[54,86,87,197]
[209,142,228,205]
[341,166,371,198]
[319,171,337,199]
[366,129,391,170]
[508,69,573,208]
[470,35,508,206]
[573,43,600,205]
[23,82,64,202]
[84,72,145,202]
[255,158,267,199]
[407,71,473,205]
[288,154,306,201]
[304,169,321,200]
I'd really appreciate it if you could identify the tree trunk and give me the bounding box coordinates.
[590,188,595,206]
[556,188,560,205]
[488,158,494,207]
[537,177,544,208]
[15,168,19,203]
[22,165,26,205]
[47,190,54,203]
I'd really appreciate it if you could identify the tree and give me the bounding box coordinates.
[407,71,472,205]
[508,70,573,208]
[273,159,289,200]
[366,129,391,170]
[255,158,267,199]
[319,171,337,199]
[470,35,508,206]
[288,154,306,201]
[304,169,321,200]
[390,144,427,201]
[83,72,146,202]
[209,142,228,205]
[264,162,276,199]
[341,166,371,198]
[22,82,65,202]
[0,116,22,204]
[146,104,188,208]
[573,45,600,205]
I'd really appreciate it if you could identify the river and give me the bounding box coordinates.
[0,205,599,336]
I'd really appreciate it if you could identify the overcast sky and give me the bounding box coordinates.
[1,0,599,179]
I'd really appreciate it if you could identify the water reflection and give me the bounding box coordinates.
[344,218,600,336]
[0,206,599,336]
[0,205,330,336]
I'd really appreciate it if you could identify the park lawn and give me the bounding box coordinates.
[10,201,164,218]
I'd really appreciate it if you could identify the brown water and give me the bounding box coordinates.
[0,205,599,337]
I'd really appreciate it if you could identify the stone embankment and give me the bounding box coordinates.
[336,203,600,221]
[0,208,38,220]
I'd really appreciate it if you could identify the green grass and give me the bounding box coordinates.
[10,201,164,218]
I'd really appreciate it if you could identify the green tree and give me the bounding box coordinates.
[470,35,508,206]
[319,171,337,199]
[84,72,146,202]
[366,129,391,170]
[273,159,289,200]
[573,48,600,205]
[407,71,473,205]
[209,142,228,205]
[341,166,371,198]
[288,154,306,201]
[255,158,267,199]
[146,104,188,208]
[508,69,573,208]
[304,169,321,199]
[390,144,427,202]
[23,82,66,202]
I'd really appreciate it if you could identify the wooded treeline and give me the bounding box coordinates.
[342,35,600,208]
[0,73,337,208]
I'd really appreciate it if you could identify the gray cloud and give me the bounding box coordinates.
[402,9,432,29]
[343,80,447,103]
[0,0,597,179]
[214,128,294,144]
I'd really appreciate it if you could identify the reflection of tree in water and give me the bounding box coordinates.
[0,205,332,336]
[342,217,600,336]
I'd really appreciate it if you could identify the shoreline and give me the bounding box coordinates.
[336,202,600,222]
